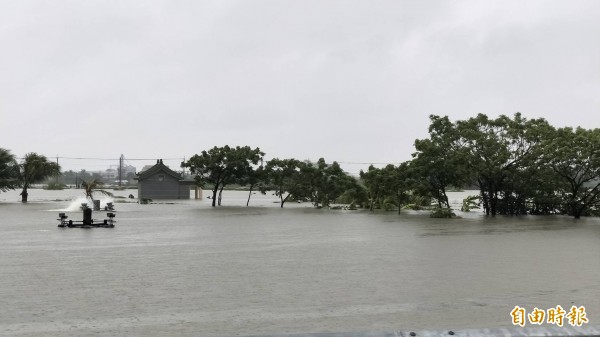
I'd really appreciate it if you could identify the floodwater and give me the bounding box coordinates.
[0,189,599,337]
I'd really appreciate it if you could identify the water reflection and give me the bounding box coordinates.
[415,216,587,237]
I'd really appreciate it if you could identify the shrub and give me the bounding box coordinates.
[461,195,480,212]
[44,182,66,190]
[430,207,456,218]
[381,197,397,211]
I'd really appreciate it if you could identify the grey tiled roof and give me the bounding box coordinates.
[136,160,184,181]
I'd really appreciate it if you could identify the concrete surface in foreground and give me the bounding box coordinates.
[240,325,600,337]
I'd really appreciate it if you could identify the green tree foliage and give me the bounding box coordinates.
[545,127,600,218]
[81,178,114,203]
[385,163,412,213]
[304,158,356,208]
[18,153,61,202]
[335,180,368,209]
[183,145,264,207]
[360,165,386,211]
[455,113,552,215]
[262,158,308,208]
[44,182,66,190]
[461,195,480,212]
[359,163,410,213]
[0,148,19,192]
[430,207,456,218]
[410,113,600,218]
[241,164,265,207]
[412,115,467,208]
[58,169,112,186]
[414,113,552,216]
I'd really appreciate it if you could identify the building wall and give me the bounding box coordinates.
[178,184,192,199]
[138,170,190,199]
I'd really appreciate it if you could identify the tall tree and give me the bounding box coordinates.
[412,115,468,208]
[546,127,600,218]
[81,178,114,204]
[241,163,265,207]
[381,163,412,214]
[18,153,61,202]
[0,148,19,192]
[360,165,385,211]
[360,163,411,213]
[263,158,309,208]
[305,158,355,208]
[183,145,264,207]
[456,113,550,216]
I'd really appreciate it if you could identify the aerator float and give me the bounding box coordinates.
[57,207,116,228]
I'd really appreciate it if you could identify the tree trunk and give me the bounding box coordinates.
[488,181,497,216]
[20,186,28,203]
[218,186,224,206]
[369,188,378,211]
[490,195,497,216]
[571,201,581,219]
[480,190,489,215]
[246,185,253,207]
[211,187,218,207]
[441,187,449,208]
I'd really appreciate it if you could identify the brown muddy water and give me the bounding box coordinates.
[1,189,599,337]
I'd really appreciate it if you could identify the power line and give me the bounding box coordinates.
[15,156,398,170]
[337,162,400,165]
[17,155,393,165]
[53,157,183,161]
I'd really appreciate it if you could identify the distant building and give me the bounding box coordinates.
[135,159,195,199]
[101,168,118,180]
[100,165,137,183]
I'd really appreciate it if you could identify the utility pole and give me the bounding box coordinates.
[119,154,124,186]
[56,155,59,184]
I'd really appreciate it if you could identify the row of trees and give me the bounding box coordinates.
[182,113,600,219]
[59,169,136,186]
[4,113,600,218]
[0,150,61,202]
[361,113,600,218]
[1,149,113,204]
[182,146,363,208]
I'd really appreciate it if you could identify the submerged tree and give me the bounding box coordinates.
[412,115,467,209]
[241,163,265,207]
[81,178,113,203]
[0,148,20,192]
[546,127,600,218]
[304,158,356,208]
[382,163,412,213]
[262,158,308,208]
[360,165,386,211]
[457,113,552,216]
[18,153,61,202]
[183,145,264,207]
[360,163,411,213]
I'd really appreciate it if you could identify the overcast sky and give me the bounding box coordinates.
[1,0,599,174]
